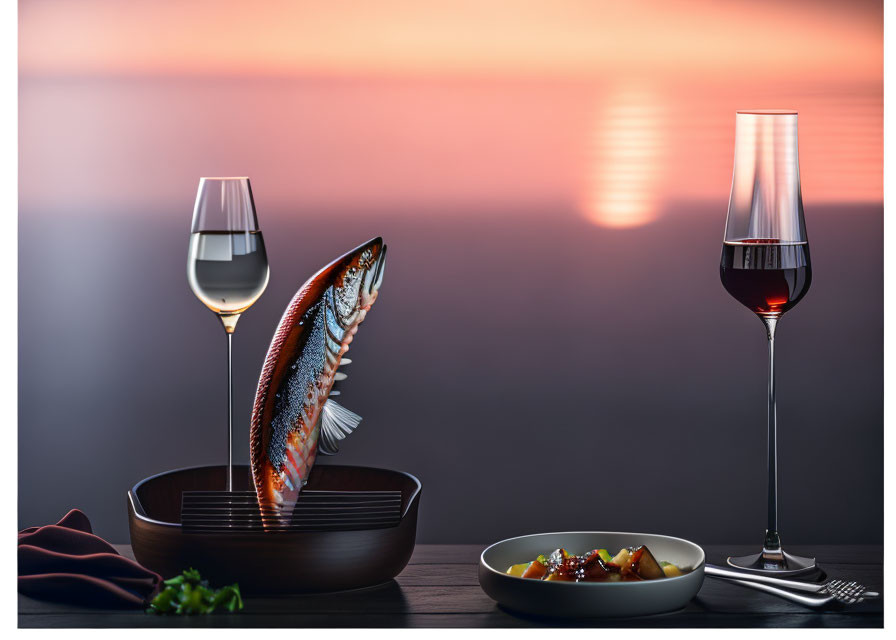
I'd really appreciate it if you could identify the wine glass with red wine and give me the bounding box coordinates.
[720,110,815,576]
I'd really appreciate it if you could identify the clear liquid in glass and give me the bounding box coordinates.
[187,230,270,331]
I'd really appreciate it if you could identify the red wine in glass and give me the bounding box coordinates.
[720,239,811,318]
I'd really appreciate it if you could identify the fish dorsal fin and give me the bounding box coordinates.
[318,399,362,455]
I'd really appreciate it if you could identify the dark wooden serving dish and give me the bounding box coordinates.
[127,464,421,594]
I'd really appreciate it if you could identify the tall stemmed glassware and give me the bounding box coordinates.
[720,111,815,575]
[188,178,270,491]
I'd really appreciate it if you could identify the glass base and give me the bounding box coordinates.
[727,549,818,577]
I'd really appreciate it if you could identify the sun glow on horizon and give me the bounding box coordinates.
[583,86,665,229]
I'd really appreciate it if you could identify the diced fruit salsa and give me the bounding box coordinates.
[506,546,689,582]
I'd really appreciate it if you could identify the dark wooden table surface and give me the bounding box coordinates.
[19,544,883,628]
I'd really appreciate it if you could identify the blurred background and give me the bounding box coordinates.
[19,0,881,545]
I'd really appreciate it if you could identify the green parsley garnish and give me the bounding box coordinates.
[146,568,243,615]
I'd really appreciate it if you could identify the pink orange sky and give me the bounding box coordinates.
[19,0,881,81]
[18,0,882,227]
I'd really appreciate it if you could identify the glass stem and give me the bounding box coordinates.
[762,316,780,553]
[226,331,233,492]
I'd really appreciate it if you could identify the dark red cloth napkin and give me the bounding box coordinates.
[18,509,162,609]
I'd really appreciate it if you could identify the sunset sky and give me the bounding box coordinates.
[19,0,881,227]
[19,0,881,80]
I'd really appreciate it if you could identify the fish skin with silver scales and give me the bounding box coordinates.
[249,238,387,528]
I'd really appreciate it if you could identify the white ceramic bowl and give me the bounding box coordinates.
[479,531,705,618]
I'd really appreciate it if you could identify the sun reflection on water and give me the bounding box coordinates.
[583,86,665,228]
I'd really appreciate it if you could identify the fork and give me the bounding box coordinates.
[705,564,880,608]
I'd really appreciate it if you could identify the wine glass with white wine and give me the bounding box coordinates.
[188,177,270,491]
